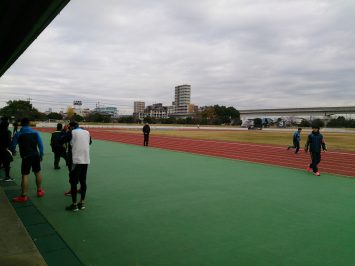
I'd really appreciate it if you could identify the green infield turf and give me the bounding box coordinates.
[7,133,355,266]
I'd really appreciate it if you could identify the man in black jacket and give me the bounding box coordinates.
[142,123,151,146]
[305,125,327,176]
[51,123,67,169]
[0,118,13,181]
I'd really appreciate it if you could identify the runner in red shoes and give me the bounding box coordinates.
[11,118,45,202]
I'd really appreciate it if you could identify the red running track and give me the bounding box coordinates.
[39,128,355,178]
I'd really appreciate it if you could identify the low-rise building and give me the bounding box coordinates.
[94,106,118,117]
[144,103,168,119]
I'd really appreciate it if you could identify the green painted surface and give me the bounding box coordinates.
[8,133,355,266]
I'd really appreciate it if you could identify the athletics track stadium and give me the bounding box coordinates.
[1,1,355,265]
[1,127,355,265]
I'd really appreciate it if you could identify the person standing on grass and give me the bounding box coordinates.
[61,121,91,212]
[0,120,13,181]
[287,127,302,153]
[305,125,327,176]
[11,118,45,202]
[143,123,150,146]
[50,123,67,169]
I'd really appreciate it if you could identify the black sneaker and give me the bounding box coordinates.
[65,204,79,212]
[4,177,14,182]
[78,202,85,210]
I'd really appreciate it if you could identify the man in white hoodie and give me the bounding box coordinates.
[62,121,91,212]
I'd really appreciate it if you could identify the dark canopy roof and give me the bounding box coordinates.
[0,0,70,77]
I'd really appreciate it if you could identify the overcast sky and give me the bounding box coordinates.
[1,0,355,114]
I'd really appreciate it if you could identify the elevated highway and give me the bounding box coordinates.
[239,106,355,120]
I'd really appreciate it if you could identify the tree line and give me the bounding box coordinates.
[0,101,241,125]
[1,100,354,127]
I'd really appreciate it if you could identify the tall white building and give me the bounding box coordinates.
[174,84,191,114]
[133,101,145,120]
[134,101,145,113]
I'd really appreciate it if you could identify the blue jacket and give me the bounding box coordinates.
[305,131,326,153]
[293,131,300,142]
[11,126,44,158]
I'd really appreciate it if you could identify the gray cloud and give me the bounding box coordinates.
[1,0,354,113]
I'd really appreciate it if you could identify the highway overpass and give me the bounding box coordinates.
[239,106,355,120]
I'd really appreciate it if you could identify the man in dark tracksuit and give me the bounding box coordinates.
[11,118,45,202]
[305,126,327,176]
[51,123,67,169]
[288,128,302,153]
[142,123,150,146]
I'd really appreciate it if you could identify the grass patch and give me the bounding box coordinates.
[110,129,355,152]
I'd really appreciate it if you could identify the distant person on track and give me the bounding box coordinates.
[0,119,13,181]
[287,128,302,153]
[51,123,67,169]
[305,125,327,176]
[61,121,92,212]
[11,118,45,202]
[143,123,151,146]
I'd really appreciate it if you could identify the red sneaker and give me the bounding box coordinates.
[13,196,29,203]
[37,189,45,197]
[307,167,312,172]
[314,172,320,176]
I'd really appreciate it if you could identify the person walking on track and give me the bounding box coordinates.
[287,127,302,154]
[305,125,327,176]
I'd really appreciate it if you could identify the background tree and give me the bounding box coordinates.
[118,116,136,123]
[299,119,311,127]
[47,112,63,120]
[327,116,346,127]
[143,116,154,124]
[311,118,325,128]
[86,113,111,123]
[72,114,84,122]
[198,105,240,125]
[66,107,75,120]
[162,117,177,124]
[200,106,216,123]
[0,100,46,120]
[253,118,263,128]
